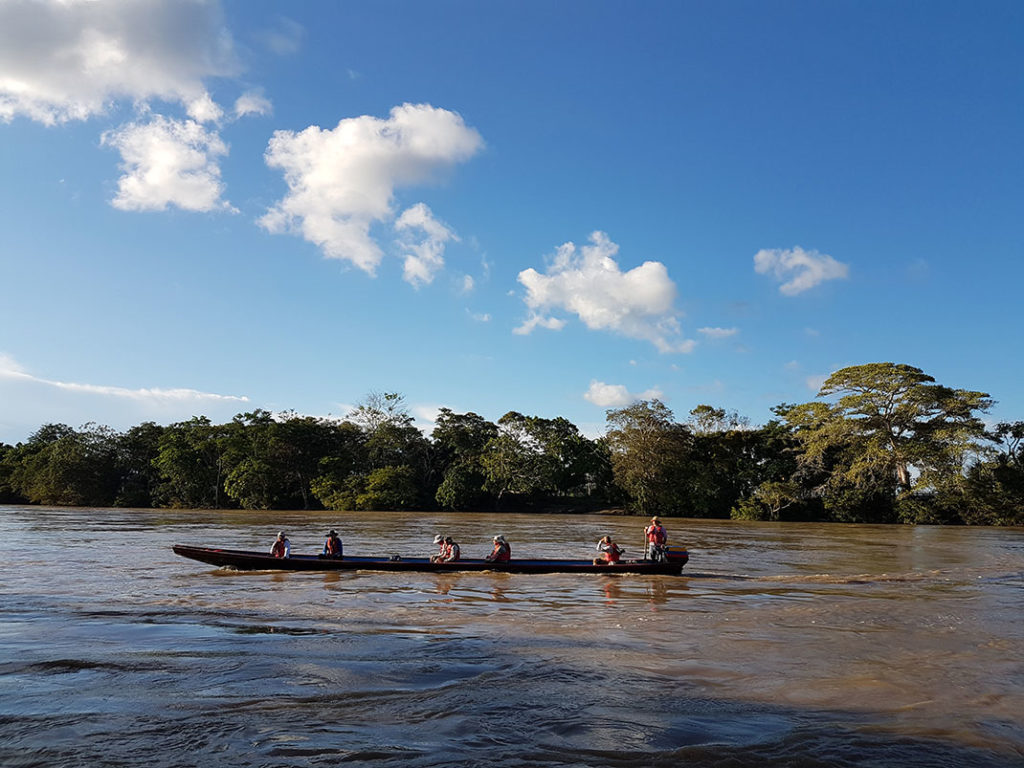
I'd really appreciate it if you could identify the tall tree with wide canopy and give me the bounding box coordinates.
[788,363,991,521]
[604,399,691,515]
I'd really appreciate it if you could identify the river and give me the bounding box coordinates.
[1,506,1021,767]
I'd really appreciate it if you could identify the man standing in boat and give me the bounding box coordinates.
[322,530,343,558]
[271,531,290,558]
[485,535,510,562]
[645,517,668,562]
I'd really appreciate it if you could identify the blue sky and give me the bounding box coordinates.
[1,0,1021,444]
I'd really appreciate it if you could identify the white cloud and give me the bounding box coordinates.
[186,93,223,124]
[698,326,738,339]
[411,404,441,433]
[806,373,829,391]
[460,275,475,293]
[102,115,235,212]
[0,353,247,404]
[234,90,272,119]
[395,203,457,287]
[260,103,483,275]
[583,380,662,408]
[258,16,304,56]
[516,231,695,353]
[467,310,491,323]
[0,0,238,126]
[754,246,849,295]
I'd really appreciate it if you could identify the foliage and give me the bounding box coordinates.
[604,400,691,515]
[778,364,992,522]
[2,373,1019,525]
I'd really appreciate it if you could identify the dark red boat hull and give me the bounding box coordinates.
[172,545,688,575]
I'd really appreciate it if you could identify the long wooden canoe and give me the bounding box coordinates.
[171,544,689,575]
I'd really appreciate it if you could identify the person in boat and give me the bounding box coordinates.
[440,535,460,562]
[430,534,447,563]
[322,529,343,558]
[594,535,624,565]
[485,535,511,562]
[270,531,290,558]
[645,516,668,562]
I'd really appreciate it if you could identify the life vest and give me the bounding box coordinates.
[603,543,622,563]
[491,542,510,562]
[324,536,342,555]
[646,525,667,545]
[445,543,460,561]
[271,539,288,558]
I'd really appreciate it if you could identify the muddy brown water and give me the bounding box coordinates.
[1,506,1022,767]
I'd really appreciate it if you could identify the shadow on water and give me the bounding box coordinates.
[1,665,1019,768]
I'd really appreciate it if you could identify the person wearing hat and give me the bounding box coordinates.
[322,529,343,558]
[485,535,511,563]
[270,531,290,558]
[440,535,461,563]
[644,516,668,562]
[430,534,447,563]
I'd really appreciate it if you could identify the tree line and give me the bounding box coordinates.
[1,364,1021,525]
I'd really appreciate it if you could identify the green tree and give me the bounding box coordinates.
[7,423,120,506]
[153,417,229,508]
[605,400,691,515]
[479,412,543,503]
[431,408,497,510]
[348,392,432,505]
[962,421,1024,525]
[113,421,165,507]
[309,421,368,510]
[782,363,992,522]
[269,413,352,509]
[221,410,276,510]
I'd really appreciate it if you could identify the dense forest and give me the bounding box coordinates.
[1,363,1021,525]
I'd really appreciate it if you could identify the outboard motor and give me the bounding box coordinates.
[664,545,689,570]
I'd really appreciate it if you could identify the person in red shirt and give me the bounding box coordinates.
[485,535,510,562]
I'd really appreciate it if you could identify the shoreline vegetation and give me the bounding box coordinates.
[1,363,1021,526]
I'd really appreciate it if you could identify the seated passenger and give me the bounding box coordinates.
[441,536,460,562]
[270,531,290,558]
[322,529,343,558]
[594,535,624,565]
[485,535,511,562]
[430,534,447,563]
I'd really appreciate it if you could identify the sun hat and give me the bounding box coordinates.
[433,534,444,544]
[494,535,506,543]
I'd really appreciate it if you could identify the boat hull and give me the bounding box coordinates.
[171,545,687,575]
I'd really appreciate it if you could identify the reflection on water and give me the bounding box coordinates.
[0,506,1022,767]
